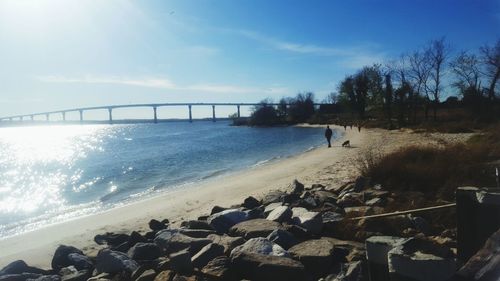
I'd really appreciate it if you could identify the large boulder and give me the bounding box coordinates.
[207,209,248,234]
[230,251,307,281]
[95,249,139,274]
[388,238,456,281]
[288,238,336,278]
[51,245,84,271]
[266,206,292,223]
[291,207,323,234]
[127,242,162,261]
[154,229,211,255]
[229,219,282,239]
[230,237,288,257]
[207,234,245,255]
[261,191,286,205]
[191,243,225,269]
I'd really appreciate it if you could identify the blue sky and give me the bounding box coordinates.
[0,0,499,120]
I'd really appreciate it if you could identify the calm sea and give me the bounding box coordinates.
[0,121,338,238]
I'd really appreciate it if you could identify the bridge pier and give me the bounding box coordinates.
[153,107,158,124]
[30,115,34,121]
[237,105,240,118]
[20,116,23,121]
[188,105,192,123]
[212,105,216,122]
[46,114,50,121]
[62,112,66,122]
[79,110,83,123]
[108,108,113,124]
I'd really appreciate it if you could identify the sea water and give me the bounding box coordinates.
[0,121,338,238]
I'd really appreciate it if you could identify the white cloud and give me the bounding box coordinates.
[236,30,386,69]
[36,75,290,95]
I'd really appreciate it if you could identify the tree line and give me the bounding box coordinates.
[246,37,500,127]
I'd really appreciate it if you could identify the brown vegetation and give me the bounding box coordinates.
[358,123,500,201]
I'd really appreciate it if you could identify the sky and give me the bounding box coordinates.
[0,0,499,120]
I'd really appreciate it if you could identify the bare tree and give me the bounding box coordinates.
[480,39,500,100]
[425,37,451,120]
[407,50,432,120]
[450,51,482,93]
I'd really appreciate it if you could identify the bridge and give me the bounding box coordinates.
[0,102,328,124]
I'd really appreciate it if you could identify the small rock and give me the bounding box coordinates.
[149,219,168,231]
[365,197,385,207]
[154,229,211,255]
[207,234,245,255]
[288,179,305,195]
[264,202,283,215]
[191,243,225,269]
[201,256,231,280]
[323,261,364,281]
[288,238,336,278]
[179,229,216,238]
[95,249,139,274]
[337,193,364,208]
[210,206,227,215]
[261,190,286,205]
[135,269,157,281]
[180,220,214,230]
[242,196,261,209]
[266,229,299,250]
[230,237,289,257]
[207,209,248,234]
[51,245,85,271]
[127,242,162,261]
[365,236,405,281]
[291,207,323,234]
[229,219,282,239]
[169,249,193,274]
[230,251,306,281]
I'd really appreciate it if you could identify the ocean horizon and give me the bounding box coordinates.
[0,121,339,239]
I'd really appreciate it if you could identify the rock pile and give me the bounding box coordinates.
[0,179,496,281]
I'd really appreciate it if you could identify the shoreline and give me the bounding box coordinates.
[0,125,357,268]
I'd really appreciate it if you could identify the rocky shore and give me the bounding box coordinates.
[1,178,498,281]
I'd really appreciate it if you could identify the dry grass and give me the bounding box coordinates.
[359,123,500,201]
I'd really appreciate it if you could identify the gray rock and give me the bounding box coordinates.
[60,267,90,281]
[365,236,405,281]
[229,219,282,239]
[127,242,162,261]
[180,220,214,230]
[337,192,364,207]
[168,250,193,274]
[388,238,456,281]
[154,229,211,255]
[66,253,92,271]
[288,238,336,277]
[154,270,175,281]
[0,260,48,276]
[266,229,299,250]
[291,207,323,234]
[313,190,338,205]
[264,202,283,215]
[230,237,289,257]
[354,176,366,192]
[409,216,431,235]
[207,209,248,234]
[191,243,225,269]
[32,275,62,281]
[230,251,307,281]
[95,249,139,274]
[207,234,245,255]
[261,190,286,205]
[0,273,44,281]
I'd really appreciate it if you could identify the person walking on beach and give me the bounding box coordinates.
[325,125,333,148]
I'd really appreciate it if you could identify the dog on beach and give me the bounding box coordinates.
[342,140,350,147]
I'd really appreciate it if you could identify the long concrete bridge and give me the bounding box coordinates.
[0,102,328,124]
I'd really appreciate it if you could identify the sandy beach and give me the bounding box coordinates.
[0,126,472,268]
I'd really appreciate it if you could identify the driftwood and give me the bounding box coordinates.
[348,203,456,220]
